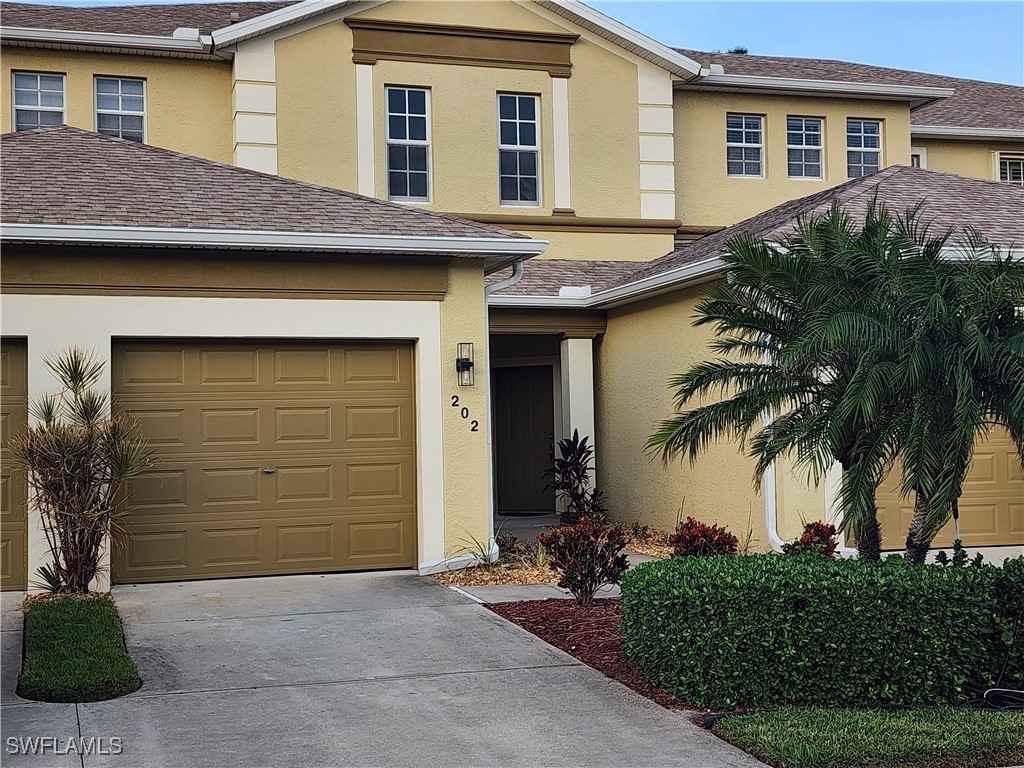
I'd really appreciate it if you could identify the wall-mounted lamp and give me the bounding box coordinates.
[456,342,475,386]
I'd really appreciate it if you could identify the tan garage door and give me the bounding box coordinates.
[112,341,416,583]
[878,426,1023,549]
[1,339,28,591]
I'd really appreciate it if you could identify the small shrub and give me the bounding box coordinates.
[538,518,629,607]
[669,516,738,557]
[544,430,608,524]
[495,531,527,561]
[782,520,838,558]
[935,539,984,568]
[620,554,1024,709]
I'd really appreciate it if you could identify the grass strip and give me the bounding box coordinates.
[712,706,1024,768]
[18,594,141,703]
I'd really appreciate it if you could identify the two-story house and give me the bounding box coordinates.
[2,0,1021,590]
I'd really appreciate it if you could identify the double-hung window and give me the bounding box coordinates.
[497,93,540,205]
[847,119,882,177]
[997,152,1024,186]
[385,87,430,202]
[726,114,763,177]
[786,116,823,179]
[12,72,65,131]
[95,77,145,142]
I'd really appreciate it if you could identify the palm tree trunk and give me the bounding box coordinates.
[904,494,932,564]
[857,510,882,561]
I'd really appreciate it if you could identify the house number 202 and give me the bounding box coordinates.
[450,395,479,432]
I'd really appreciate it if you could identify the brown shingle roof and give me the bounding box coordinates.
[0,1,297,36]
[616,166,1024,289]
[487,259,639,296]
[678,49,1024,132]
[0,126,524,240]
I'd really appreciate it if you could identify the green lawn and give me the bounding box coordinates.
[18,594,141,703]
[713,706,1024,768]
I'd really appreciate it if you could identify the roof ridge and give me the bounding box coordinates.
[2,126,519,239]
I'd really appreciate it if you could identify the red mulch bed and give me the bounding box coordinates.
[489,597,694,713]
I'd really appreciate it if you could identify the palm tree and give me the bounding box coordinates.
[648,202,1024,563]
[646,202,913,559]
[848,229,1024,563]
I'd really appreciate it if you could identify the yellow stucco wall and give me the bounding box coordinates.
[913,138,1024,180]
[1,48,233,162]
[275,22,359,191]
[440,260,493,555]
[675,91,913,228]
[507,229,674,261]
[596,286,827,544]
[269,0,648,260]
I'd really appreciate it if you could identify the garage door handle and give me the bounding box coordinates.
[262,467,276,474]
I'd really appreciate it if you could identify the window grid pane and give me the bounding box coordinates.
[786,116,823,179]
[725,113,763,177]
[13,72,65,132]
[497,94,539,205]
[847,118,882,178]
[998,155,1024,186]
[386,87,430,202]
[95,77,145,142]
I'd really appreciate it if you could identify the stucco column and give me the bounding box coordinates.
[559,334,597,485]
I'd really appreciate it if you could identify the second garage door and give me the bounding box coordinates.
[877,426,1023,549]
[112,341,416,583]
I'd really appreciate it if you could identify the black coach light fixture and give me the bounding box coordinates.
[456,343,475,386]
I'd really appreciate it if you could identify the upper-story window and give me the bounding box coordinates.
[998,152,1024,186]
[726,113,763,177]
[385,86,430,202]
[12,72,65,131]
[95,77,145,143]
[498,94,540,206]
[847,119,882,178]
[786,116,823,179]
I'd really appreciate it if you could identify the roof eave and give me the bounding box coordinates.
[910,125,1024,141]
[1,223,549,259]
[683,73,955,106]
[212,0,383,47]
[0,26,222,59]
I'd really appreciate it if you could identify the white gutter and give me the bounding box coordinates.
[0,26,215,56]
[212,0,380,47]
[910,124,1024,141]
[487,293,588,308]
[1,223,549,258]
[535,0,704,78]
[686,73,954,105]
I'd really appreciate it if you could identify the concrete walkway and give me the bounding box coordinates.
[1,573,766,768]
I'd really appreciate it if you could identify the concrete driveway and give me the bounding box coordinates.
[2,573,766,768]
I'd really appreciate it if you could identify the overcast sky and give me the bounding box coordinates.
[14,0,1024,86]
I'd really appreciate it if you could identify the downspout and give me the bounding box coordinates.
[482,261,525,557]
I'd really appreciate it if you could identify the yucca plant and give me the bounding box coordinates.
[8,348,155,593]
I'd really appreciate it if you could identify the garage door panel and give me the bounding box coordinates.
[115,510,415,582]
[1,339,27,591]
[878,425,1022,549]
[113,341,416,583]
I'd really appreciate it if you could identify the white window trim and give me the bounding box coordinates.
[995,151,1024,186]
[786,115,824,180]
[497,93,542,208]
[385,86,432,205]
[726,113,764,179]
[846,118,884,179]
[910,146,928,169]
[11,71,65,132]
[94,76,147,143]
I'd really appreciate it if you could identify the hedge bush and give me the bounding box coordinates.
[620,554,1024,709]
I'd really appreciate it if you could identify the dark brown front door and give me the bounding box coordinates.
[494,365,555,514]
